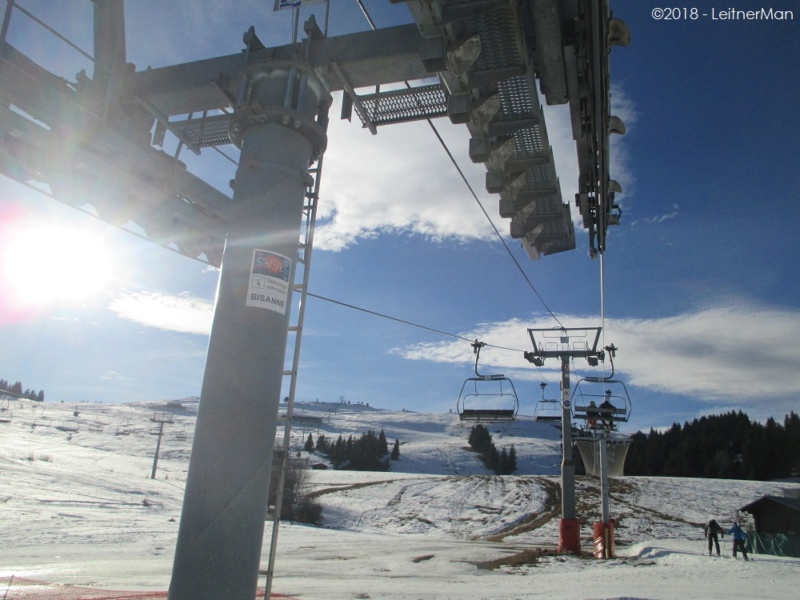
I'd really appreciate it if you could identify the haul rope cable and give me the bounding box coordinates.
[305,291,527,354]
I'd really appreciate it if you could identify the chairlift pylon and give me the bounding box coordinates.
[0,398,12,424]
[456,340,519,422]
[533,382,562,422]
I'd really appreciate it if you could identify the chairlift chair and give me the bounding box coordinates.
[88,415,107,432]
[115,418,132,436]
[57,418,80,432]
[571,377,632,431]
[533,382,562,422]
[456,340,519,422]
[32,414,50,428]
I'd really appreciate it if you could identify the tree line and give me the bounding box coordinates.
[305,429,400,471]
[0,379,44,402]
[625,411,800,481]
[468,424,517,475]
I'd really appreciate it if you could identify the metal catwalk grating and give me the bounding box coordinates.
[525,163,557,189]
[358,84,447,126]
[514,127,546,158]
[171,113,233,148]
[497,76,533,118]
[454,5,524,74]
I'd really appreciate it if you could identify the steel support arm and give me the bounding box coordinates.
[126,24,429,118]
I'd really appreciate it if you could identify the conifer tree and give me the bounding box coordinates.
[331,435,346,468]
[304,433,314,452]
[508,445,517,473]
[482,443,499,472]
[497,447,509,475]
[468,424,492,452]
[378,429,389,455]
[391,439,400,461]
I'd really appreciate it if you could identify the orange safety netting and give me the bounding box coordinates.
[0,577,299,599]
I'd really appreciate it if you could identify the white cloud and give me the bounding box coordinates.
[394,303,800,409]
[108,291,213,335]
[99,370,133,383]
[606,304,800,400]
[609,83,638,202]
[316,108,502,251]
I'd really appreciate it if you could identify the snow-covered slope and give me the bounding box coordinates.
[1,397,798,599]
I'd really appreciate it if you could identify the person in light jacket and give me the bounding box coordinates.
[726,521,749,561]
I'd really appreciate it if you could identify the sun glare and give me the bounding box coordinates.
[1,223,113,308]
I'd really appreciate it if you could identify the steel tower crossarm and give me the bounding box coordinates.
[125,24,428,119]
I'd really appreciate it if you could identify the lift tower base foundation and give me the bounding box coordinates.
[558,518,582,554]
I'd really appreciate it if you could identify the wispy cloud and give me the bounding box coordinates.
[394,303,800,412]
[108,291,213,335]
[99,370,133,383]
[640,204,680,224]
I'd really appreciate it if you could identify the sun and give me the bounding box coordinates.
[1,221,113,309]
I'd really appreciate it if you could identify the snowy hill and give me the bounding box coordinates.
[281,399,565,475]
[1,397,799,599]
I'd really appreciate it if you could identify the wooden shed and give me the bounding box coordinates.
[739,495,800,535]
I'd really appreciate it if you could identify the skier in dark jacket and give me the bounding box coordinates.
[599,393,616,430]
[704,519,725,556]
[727,521,749,561]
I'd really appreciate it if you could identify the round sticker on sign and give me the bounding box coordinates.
[563,399,571,409]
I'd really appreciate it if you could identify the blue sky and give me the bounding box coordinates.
[0,0,798,432]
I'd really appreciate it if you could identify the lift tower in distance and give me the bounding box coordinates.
[525,327,605,554]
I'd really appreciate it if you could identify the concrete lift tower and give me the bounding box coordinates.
[0,1,629,597]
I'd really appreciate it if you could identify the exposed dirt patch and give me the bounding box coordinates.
[411,554,435,563]
[473,547,553,569]
[306,479,399,499]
